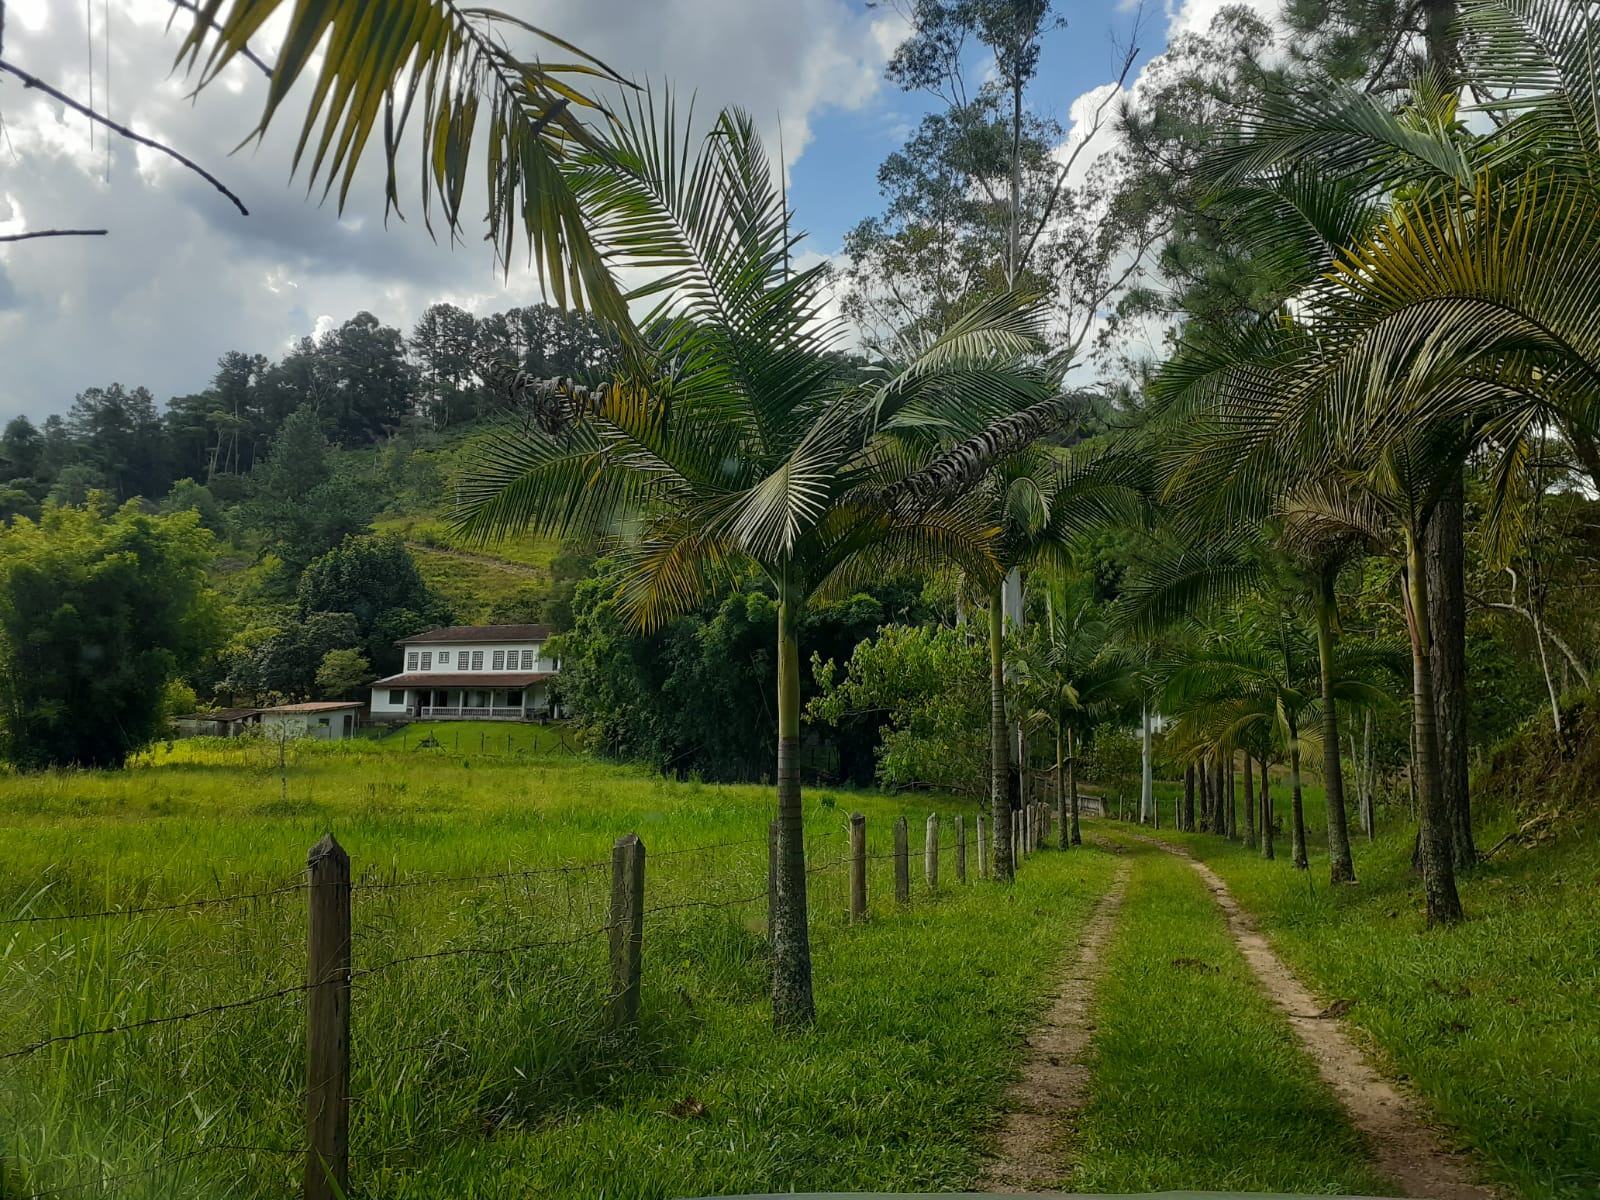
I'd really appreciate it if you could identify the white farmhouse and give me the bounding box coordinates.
[368,624,560,723]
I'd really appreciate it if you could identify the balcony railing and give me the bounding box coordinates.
[418,706,528,720]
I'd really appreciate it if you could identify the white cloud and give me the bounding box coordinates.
[0,0,897,421]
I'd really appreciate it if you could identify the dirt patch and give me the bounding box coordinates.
[978,856,1131,1194]
[1160,840,1501,1200]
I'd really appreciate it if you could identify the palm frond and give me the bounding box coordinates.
[172,0,634,325]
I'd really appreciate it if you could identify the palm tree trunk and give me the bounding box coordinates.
[1140,706,1154,825]
[1425,487,1477,870]
[1243,753,1256,849]
[1315,587,1356,883]
[772,595,815,1027]
[1226,753,1237,840]
[1054,722,1069,849]
[1362,710,1376,840]
[1068,727,1081,845]
[1183,763,1195,833]
[1404,531,1465,925]
[1261,763,1274,860]
[989,585,1014,882]
[1290,734,1308,870]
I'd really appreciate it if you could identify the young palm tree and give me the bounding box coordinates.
[456,95,1063,1026]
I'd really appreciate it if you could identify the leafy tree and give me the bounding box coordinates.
[224,612,361,703]
[0,502,223,767]
[316,648,373,699]
[243,406,375,581]
[557,569,897,785]
[1,416,44,481]
[411,303,481,428]
[809,623,990,796]
[160,478,228,535]
[296,536,450,675]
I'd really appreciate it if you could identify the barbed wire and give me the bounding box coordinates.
[0,880,307,927]
[0,980,315,1062]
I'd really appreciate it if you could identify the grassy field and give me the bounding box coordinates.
[0,728,1118,1199]
[1068,836,1392,1196]
[1155,792,1600,1200]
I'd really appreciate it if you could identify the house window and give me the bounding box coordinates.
[471,650,484,670]
[317,717,330,727]
[521,649,535,670]
[438,651,450,665]
[388,689,405,705]
[421,652,432,670]
[492,650,506,670]
[506,690,523,707]
[406,651,419,670]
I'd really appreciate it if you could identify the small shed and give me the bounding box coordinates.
[172,707,261,738]
[255,702,364,741]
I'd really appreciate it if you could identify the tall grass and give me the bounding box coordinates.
[1,731,1112,1197]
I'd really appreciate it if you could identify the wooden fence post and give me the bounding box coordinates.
[976,813,988,879]
[305,834,350,1200]
[893,817,909,904]
[955,814,966,883]
[924,813,939,891]
[849,812,867,923]
[767,817,779,937]
[608,834,645,1027]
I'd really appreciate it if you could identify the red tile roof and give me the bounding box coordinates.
[370,672,555,689]
[396,624,554,646]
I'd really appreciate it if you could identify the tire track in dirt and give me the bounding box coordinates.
[978,853,1131,1194]
[1155,837,1501,1200]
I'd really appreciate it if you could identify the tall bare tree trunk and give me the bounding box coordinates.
[1316,585,1357,882]
[1243,753,1256,849]
[1183,763,1196,833]
[1140,706,1154,825]
[1425,484,1477,870]
[1289,731,1308,870]
[1261,764,1274,861]
[990,586,1014,882]
[1226,753,1237,839]
[1068,727,1082,845]
[1405,530,1465,925]
[772,595,815,1026]
[1056,723,1069,850]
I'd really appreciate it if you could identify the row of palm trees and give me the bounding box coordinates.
[1125,0,1600,924]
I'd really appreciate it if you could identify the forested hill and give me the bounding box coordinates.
[0,301,610,512]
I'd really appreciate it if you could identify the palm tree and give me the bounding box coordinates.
[456,95,1063,1026]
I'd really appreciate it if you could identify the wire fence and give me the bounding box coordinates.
[0,800,1061,1200]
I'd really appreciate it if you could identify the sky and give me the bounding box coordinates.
[0,0,1269,424]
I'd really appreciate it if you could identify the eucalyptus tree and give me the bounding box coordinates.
[457,96,1062,1026]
